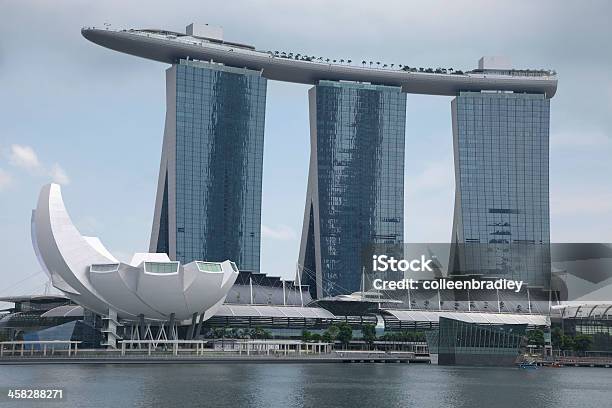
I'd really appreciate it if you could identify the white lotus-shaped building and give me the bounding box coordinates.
[31,183,239,323]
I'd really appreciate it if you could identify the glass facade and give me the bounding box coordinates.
[144,262,180,274]
[300,81,406,298]
[22,320,102,349]
[561,316,612,356]
[151,60,266,272]
[428,317,526,366]
[450,92,551,288]
[196,262,223,272]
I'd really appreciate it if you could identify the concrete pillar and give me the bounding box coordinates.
[186,313,198,339]
[168,313,176,340]
[195,312,205,339]
[138,314,146,340]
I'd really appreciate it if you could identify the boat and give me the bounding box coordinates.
[518,361,538,369]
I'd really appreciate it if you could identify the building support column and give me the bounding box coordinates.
[186,312,198,339]
[194,312,205,339]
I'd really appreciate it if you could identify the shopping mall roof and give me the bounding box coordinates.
[552,302,612,319]
[382,309,549,326]
[40,305,85,318]
[214,304,335,319]
[0,294,69,303]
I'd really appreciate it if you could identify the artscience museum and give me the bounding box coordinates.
[31,183,239,346]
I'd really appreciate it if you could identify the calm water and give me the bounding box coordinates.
[1,363,610,408]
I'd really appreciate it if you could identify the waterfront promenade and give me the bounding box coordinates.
[0,351,424,365]
[0,340,425,364]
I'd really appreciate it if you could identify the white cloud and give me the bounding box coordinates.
[262,224,297,241]
[0,169,12,191]
[9,144,41,170]
[5,144,70,185]
[49,163,70,185]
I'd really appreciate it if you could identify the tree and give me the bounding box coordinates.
[250,327,271,340]
[336,323,353,349]
[573,334,592,355]
[527,329,545,347]
[322,324,339,344]
[551,327,563,349]
[560,334,574,352]
[362,324,376,350]
[302,330,312,342]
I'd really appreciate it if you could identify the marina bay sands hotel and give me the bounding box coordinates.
[82,24,557,300]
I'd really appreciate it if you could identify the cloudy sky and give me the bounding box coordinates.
[1,0,611,301]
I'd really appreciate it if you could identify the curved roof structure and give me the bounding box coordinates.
[31,183,239,321]
[214,304,335,319]
[552,302,612,319]
[81,27,558,97]
[41,305,85,318]
[382,309,550,326]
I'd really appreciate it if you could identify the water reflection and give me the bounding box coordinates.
[1,364,610,408]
